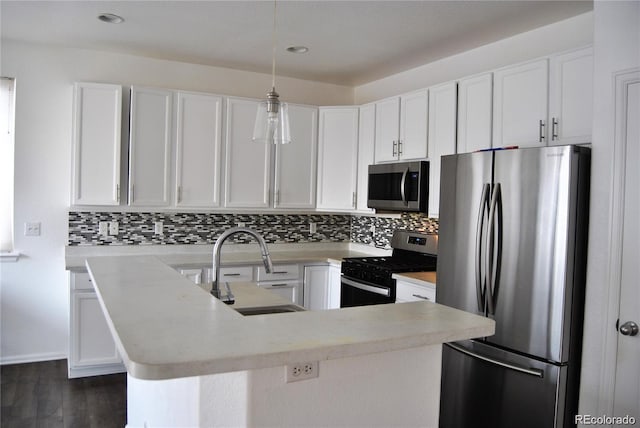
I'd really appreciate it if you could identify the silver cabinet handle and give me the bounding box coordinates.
[619,321,639,336]
[271,271,289,275]
[539,120,546,143]
[223,273,241,277]
[352,192,357,208]
[392,140,397,157]
[412,294,430,300]
[447,343,544,378]
[552,118,559,141]
[131,184,135,202]
[177,186,182,203]
[398,140,403,156]
[269,283,292,288]
[116,184,120,203]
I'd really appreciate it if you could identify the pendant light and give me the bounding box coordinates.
[252,0,292,145]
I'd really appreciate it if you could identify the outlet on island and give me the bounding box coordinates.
[285,361,319,383]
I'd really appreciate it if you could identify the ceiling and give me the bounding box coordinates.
[1,1,593,86]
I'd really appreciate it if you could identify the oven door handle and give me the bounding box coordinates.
[342,277,391,297]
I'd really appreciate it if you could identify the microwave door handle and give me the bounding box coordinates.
[400,168,409,205]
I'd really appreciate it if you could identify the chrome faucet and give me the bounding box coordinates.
[211,227,274,304]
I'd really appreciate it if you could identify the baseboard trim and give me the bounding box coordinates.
[68,363,126,379]
[1,352,67,365]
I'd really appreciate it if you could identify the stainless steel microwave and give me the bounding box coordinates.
[367,161,429,212]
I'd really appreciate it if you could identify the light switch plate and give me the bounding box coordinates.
[98,222,109,236]
[24,222,41,236]
[109,221,119,236]
[309,222,317,234]
[154,221,163,235]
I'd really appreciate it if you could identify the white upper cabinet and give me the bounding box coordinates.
[274,104,318,209]
[71,82,122,206]
[374,90,428,162]
[356,103,375,213]
[128,86,173,206]
[224,97,271,208]
[374,97,401,162]
[427,81,457,217]
[174,92,223,208]
[548,46,593,145]
[457,73,493,153]
[399,90,429,160]
[316,107,359,211]
[493,59,549,148]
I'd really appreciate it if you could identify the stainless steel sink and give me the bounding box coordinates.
[234,304,305,316]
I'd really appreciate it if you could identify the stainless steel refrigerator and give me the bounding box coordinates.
[437,145,591,428]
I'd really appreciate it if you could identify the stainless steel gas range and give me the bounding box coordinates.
[340,230,438,307]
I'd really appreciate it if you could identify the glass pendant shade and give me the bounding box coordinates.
[252,92,291,144]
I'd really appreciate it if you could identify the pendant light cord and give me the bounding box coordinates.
[271,0,277,90]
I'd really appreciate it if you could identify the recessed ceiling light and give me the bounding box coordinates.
[286,46,309,54]
[98,13,124,24]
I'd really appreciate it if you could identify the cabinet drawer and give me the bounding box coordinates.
[395,280,436,303]
[217,266,253,282]
[256,264,300,281]
[71,272,94,291]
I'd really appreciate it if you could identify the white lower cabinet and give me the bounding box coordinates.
[303,265,341,310]
[68,273,124,378]
[395,280,436,303]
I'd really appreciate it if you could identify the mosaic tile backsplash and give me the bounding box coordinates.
[68,211,438,249]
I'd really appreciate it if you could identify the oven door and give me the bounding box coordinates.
[340,276,394,307]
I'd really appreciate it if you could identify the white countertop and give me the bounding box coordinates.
[66,242,386,271]
[86,255,494,381]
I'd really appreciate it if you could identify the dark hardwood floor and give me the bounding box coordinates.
[1,359,126,428]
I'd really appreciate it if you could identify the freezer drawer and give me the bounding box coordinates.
[439,340,575,428]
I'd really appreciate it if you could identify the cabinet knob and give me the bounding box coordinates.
[619,321,639,337]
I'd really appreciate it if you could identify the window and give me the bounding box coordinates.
[1,77,16,257]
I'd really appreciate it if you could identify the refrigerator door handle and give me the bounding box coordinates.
[447,343,544,378]
[475,183,490,312]
[486,183,502,315]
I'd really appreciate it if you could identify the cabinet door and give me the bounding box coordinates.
[356,104,375,212]
[399,89,429,160]
[70,291,121,368]
[457,73,493,153]
[259,282,302,306]
[374,97,400,162]
[129,87,173,206]
[303,265,331,310]
[395,280,436,303]
[175,92,222,208]
[274,104,318,209]
[71,82,122,205]
[316,107,359,211]
[548,47,593,146]
[224,98,271,208]
[427,82,457,217]
[493,59,549,148]
[327,265,341,309]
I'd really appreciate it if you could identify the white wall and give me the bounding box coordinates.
[354,12,593,104]
[0,40,353,364]
[578,0,640,420]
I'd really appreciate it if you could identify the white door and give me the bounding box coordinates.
[71,83,122,205]
[374,97,400,162]
[128,86,173,206]
[175,92,222,208]
[427,82,457,217]
[493,59,549,148]
[457,73,493,153]
[224,97,271,208]
[548,47,593,146]
[612,71,640,420]
[274,104,318,209]
[399,89,429,160]
[356,103,375,212]
[316,107,359,211]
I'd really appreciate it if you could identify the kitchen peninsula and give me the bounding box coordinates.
[86,254,494,427]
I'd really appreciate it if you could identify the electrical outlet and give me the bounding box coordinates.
[154,221,164,235]
[98,222,109,236]
[285,361,319,383]
[109,221,119,236]
[309,222,317,234]
[24,222,41,236]
[237,222,246,228]
[369,225,376,234]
